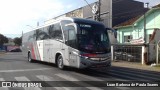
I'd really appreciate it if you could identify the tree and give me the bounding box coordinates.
[13,37,22,46]
[0,34,8,45]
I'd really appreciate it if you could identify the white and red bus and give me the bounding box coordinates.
[22,17,111,69]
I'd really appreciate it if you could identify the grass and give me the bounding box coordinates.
[151,64,160,69]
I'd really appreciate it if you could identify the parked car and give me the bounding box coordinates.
[10,48,22,52]
[114,52,135,61]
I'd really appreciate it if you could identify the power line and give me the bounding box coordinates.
[83,0,100,21]
[83,0,93,11]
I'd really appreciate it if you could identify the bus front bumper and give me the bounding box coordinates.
[79,57,111,69]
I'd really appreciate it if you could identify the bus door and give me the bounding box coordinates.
[43,39,51,62]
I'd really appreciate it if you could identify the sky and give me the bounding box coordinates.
[0,0,160,38]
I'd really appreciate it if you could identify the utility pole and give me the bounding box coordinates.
[97,0,101,21]
[143,2,149,65]
[37,22,39,27]
[91,0,101,21]
[144,2,149,43]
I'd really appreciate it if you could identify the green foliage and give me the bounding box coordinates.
[13,37,22,46]
[0,34,8,45]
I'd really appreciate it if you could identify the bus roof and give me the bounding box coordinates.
[71,17,104,25]
[26,17,105,32]
[47,17,104,26]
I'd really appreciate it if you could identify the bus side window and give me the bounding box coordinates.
[48,25,54,39]
[28,31,36,42]
[42,27,50,40]
[68,26,76,40]
[36,28,49,40]
[50,23,63,40]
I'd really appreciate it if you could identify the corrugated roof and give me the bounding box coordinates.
[114,15,143,28]
[153,3,160,8]
[114,3,160,29]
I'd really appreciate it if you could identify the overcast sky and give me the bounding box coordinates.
[0,0,160,38]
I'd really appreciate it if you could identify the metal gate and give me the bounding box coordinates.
[111,44,144,62]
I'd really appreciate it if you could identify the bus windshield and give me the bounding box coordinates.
[77,23,110,54]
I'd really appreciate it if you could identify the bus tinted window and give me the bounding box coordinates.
[61,20,72,30]
[50,23,63,40]
[68,26,76,40]
[36,28,47,40]
[43,27,50,40]
[27,30,36,42]
[61,20,72,40]
[77,23,110,53]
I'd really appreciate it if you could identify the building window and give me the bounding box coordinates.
[124,35,132,43]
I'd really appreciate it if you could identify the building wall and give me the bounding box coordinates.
[45,0,144,28]
[135,9,160,42]
[82,0,144,28]
[66,8,83,18]
[117,27,133,43]
[149,29,160,61]
[82,0,111,18]
[45,14,66,25]
[83,0,112,27]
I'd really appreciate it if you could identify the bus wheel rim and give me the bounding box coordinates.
[28,54,31,62]
[58,56,63,68]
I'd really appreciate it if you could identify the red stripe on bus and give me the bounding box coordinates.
[36,43,41,61]
[81,54,97,57]
[32,45,36,60]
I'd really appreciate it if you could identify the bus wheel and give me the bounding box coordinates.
[28,53,33,62]
[57,55,64,69]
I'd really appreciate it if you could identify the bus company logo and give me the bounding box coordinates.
[2,82,11,87]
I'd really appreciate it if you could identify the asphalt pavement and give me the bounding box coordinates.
[0,52,159,90]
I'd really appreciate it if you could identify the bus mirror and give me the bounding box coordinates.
[106,28,117,38]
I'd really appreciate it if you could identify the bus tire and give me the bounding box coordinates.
[57,55,64,69]
[28,53,33,62]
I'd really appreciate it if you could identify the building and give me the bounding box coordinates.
[113,4,160,64]
[114,4,160,44]
[45,0,146,28]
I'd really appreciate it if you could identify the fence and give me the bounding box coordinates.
[111,44,147,64]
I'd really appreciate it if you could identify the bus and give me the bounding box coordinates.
[22,17,111,69]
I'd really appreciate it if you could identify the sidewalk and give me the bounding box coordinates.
[0,51,6,55]
[112,61,160,72]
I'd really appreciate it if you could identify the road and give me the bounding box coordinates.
[0,52,159,90]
